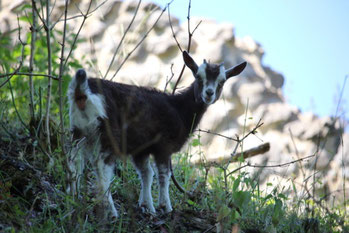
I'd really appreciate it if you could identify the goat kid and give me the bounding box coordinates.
[67,51,247,219]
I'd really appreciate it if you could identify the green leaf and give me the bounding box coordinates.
[191,138,201,147]
[217,205,230,222]
[272,198,283,226]
[232,177,240,192]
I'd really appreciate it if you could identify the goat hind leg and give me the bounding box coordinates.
[156,160,173,213]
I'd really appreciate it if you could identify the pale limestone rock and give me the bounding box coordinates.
[253,103,299,131]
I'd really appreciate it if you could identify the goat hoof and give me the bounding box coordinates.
[158,205,172,216]
[139,204,156,215]
[111,215,118,222]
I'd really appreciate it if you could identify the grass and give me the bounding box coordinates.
[0,122,348,233]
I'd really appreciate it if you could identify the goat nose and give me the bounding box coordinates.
[206,89,214,97]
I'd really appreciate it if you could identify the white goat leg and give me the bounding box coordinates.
[134,158,156,213]
[157,163,172,213]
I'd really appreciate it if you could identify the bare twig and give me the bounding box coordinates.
[63,0,93,69]
[104,0,142,79]
[196,142,270,167]
[227,154,316,177]
[0,67,22,88]
[32,1,46,28]
[44,0,53,154]
[335,75,348,118]
[110,3,169,81]
[0,16,26,88]
[164,63,175,92]
[171,0,202,94]
[0,72,58,80]
[57,0,69,155]
[8,80,29,130]
[196,129,239,142]
[168,3,182,52]
[29,0,38,121]
[289,128,306,177]
[51,0,107,29]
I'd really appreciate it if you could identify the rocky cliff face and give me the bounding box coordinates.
[1,0,347,202]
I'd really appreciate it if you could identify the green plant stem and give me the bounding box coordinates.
[44,0,53,154]
[57,0,69,155]
[8,80,29,131]
[29,0,37,122]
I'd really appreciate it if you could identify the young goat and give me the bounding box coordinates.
[67,51,246,219]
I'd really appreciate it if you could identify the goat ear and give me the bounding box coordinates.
[183,51,198,75]
[225,62,247,79]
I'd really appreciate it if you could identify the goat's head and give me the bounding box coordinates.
[183,51,247,105]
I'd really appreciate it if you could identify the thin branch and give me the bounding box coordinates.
[168,3,182,52]
[171,0,202,94]
[242,119,263,142]
[226,154,316,177]
[8,80,29,130]
[0,16,26,88]
[164,63,175,92]
[63,0,93,69]
[0,72,58,80]
[57,0,69,155]
[51,0,107,29]
[32,1,46,29]
[44,0,53,154]
[0,67,21,88]
[335,75,348,118]
[29,0,38,121]
[289,128,306,177]
[103,0,142,79]
[110,3,170,81]
[195,142,270,166]
[196,129,239,142]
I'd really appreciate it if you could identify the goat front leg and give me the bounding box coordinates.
[96,153,118,219]
[156,159,173,213]
[133,156,156,214]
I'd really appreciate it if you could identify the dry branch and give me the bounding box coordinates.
[195,142,270,166]
[0,72,58,80]
[104,0,142,79]
[110,3,169,81]
[29,0,38,121]
[63,0,93,69]
[57,0,69,155]
[170,0,202,94]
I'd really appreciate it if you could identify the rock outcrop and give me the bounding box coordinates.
[1,0,347,202]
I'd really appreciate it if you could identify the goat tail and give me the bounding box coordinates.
[75,69,88,86]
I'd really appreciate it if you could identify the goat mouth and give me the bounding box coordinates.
[203,96,214,104]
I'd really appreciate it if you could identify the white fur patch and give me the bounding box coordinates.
[197,63,207,81]
[68,77,107,133]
